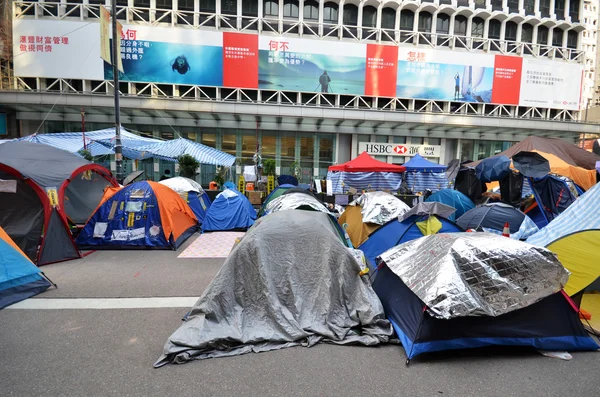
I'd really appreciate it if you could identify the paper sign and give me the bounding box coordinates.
[93,222,108,238]
[314,179,322,194]
[46,187,59,207]
[0,179,17,193]
[326,180,333,196]
[129,227,146,240]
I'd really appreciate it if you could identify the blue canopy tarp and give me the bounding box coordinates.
[403,154,447,172]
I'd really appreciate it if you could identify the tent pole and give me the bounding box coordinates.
[81,108,86,151]
[40,272,58,289]
[111,1,123,184]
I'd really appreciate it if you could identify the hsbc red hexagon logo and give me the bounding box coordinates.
[393,145,407,155]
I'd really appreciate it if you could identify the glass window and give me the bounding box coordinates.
[454,15,467,36]
[241,131,258,161]
[323,2,338,24]
[488,20,501,40]
[471,17,484,37]
[264,1,278,17]
[436,14,450,34]
[283,0,298,18]
[221,0,237,15]
[280,132,296,170]
[199,0,216,12]
[418,12,432,33]
[400,10,414,30]
[428,138,441,145]
[375,135,388,143]
[155,0,172,10]
[261,131,276,160]
[393,136,406,144]
[552,28,564,47]
[343,4,358,26]
[318,134,334,176]
[242,0,258,16]
[221,133,236,157]
[521,24,533,43]
[299,134,314,181]
[303,0,318,21]
[505,22,518,41]
[362,6,377,28]
[358,134,370,144]
[374,156,387,162]
[201,131,216,148]
[570,0,580,22]
[381,8,395,30]
[410,137,424,145]
[538,26,549,44]
[540,0,551,17]
[555,0,565,18]
[507,0,519,13]
[491,0,502,10]
[523,0,535,15]
[567,31,578,49]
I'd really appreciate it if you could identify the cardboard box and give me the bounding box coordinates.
[248,191,263,205]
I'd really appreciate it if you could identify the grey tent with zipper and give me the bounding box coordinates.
[155,210,392,366]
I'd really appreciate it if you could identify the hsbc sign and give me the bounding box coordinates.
[358,142,441,158]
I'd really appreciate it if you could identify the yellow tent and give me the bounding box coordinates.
[338,206,380,248]
[547,230,600,296]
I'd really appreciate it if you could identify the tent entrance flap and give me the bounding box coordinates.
[38,209,81,265]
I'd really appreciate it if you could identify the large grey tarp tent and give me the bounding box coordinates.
[0,141,117,265]
[155,210,392,366]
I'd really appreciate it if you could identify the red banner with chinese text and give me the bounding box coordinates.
[491,55,522,105]
[223,32,258,89]
[365,44,398,97]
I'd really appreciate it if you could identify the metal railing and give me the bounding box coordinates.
[5,77,581,123]
[12,2,585,63]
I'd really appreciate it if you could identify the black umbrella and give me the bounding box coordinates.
[123,170,145,186]
[512,151,550,179]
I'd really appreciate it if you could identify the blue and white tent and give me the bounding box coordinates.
[527,182,600,247]
[14,128,162,160]
[403,154,450,193]
[136,138,236,167]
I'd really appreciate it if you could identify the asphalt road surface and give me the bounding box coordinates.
[2,238,600,397]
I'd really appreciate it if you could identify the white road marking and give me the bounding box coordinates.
[6,297,199,310]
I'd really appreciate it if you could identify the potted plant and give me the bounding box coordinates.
[177,154,200,179]
[262,158,276,176]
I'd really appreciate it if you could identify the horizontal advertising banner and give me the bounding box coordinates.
[12,19,583,111]
[358,142,441,158]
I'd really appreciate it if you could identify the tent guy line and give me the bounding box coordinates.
[6,297,200,310]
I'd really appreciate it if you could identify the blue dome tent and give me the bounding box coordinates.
[202,189,256,232]
[425,189,475,221]
[0,226,53,309]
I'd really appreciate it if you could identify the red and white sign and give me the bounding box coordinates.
[223,32,258,89]
[365,44,398,97]
[491,55,522,105]
[518,58,583,111]
[393,145,407,154]
[12,19,103,79]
